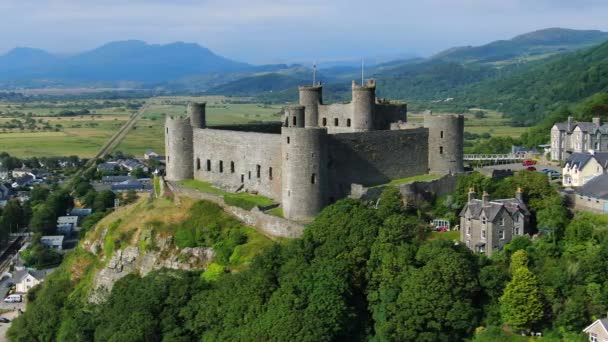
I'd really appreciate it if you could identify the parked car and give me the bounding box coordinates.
[546,170,561,177]
[522,160,537,166]
[0,317,10,323]
[526,166,537,171]
[538,168,551,173]
[4,294,21,303]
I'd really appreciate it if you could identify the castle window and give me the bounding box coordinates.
[196,158,201,170]
[439,146,443,154]
[206,159,211,171]
[219,161,224,173]
[166,128,168,134]
[241,174,244,183]
[293,116,297,126]
[440,130,444,138]
[322,118,327,126]
[256,165,261,178]
[231,161,235,173]
[284,117,288,126]
[248,171,251,180]
[311,173,316,184]
[269,167,273,180]
[334,118,339,126]
[287,137,290,144]
[347,119,351,127]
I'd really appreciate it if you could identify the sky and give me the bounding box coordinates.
[1,0,608,64]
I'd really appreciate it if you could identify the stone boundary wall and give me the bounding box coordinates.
[165,181,305,239]
[350,174,458,203]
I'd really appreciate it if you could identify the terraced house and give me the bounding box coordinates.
[551,116,608,161]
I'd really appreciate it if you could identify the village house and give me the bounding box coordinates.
[562,152,608,187]
[13,270,44,293]
[565,174,608,214]
[551,116,608,161]
[40,235,64,251]
[460,188,530,256]
[583,318,608,342]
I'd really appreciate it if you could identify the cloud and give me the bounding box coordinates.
[0,0,607,63]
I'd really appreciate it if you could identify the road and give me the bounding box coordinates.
[0,308,23,342]
[69,100,150,184]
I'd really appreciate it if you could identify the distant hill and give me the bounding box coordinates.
[0,41,251,86]
[432,28,608,64]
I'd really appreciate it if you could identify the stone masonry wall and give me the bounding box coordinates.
[327,128,430,199]
[192,128,282,201]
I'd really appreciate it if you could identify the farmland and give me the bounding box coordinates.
[0,94,518,158]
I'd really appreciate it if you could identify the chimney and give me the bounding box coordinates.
[567,116,573,132]
[482,191,490,206]
[468,188,476,203]
[593,117,601,126]
[516,187,523,202]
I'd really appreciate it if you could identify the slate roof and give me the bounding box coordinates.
[594,152,608,168]
[459,197,530,221]
[553,122,569,132]
[577,174,608,200]
[565,153,594,169]
[13,269,45,283]
[575,122,599,133]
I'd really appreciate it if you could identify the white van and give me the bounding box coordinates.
[4,294,21,303]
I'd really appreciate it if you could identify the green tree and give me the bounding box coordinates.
[500,266,544,332]
[30,204,57,235]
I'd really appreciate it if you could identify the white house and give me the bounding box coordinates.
[40,235,64,251]
[14,270,44,293]
[562,152,608,187]
[583,318,608,342]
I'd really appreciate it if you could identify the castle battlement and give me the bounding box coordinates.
[165,82,464,220]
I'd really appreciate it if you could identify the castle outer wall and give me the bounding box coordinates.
[192,129,283,201]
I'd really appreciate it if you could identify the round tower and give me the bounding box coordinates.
[423,113,464,174]
[188,102,206,129]
[284,105,305,128]
[165,116,194,181]
[281,127,328,220]
[351,80,376,131]
[298,86,322,127]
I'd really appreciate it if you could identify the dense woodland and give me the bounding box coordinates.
[7,172,606,341]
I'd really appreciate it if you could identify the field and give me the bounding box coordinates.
[0,96,282,158]
[0,94,523,159]
[409,108,526,138]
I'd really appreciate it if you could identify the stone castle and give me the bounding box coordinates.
[165,80,464,220]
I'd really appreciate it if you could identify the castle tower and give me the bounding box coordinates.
[423,113,464,175]
[165,116,194,181]
[284,105,305,128]
[351,80,376,131]
[281,127,328,220]
[188,102,206,129]
[298,86,322,127]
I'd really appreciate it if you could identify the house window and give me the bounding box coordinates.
[269,167,273,180]
[322,118,327,126]
[347,119,351,127]
[499,230,505,240]
[219,161,223,173]
[590,332,597,342]
[482,217,487,225]
[334,118,339,126]
[513,214,519,222]
[206,159,211,171]
[439,146,443,154]
[481,229,486,239]
[500,217,505,226]
[466,225,470,236]
[231,161,235,173]
[311,173,316,184]
[196,158,201,170]
[514,228,520,235]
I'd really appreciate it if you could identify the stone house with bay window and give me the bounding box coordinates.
[459,188,530,256]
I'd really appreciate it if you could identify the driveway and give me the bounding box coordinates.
[0,307,23,342]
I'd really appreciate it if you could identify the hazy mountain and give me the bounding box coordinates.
[0,40,251,86]
[432,28,608,64]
